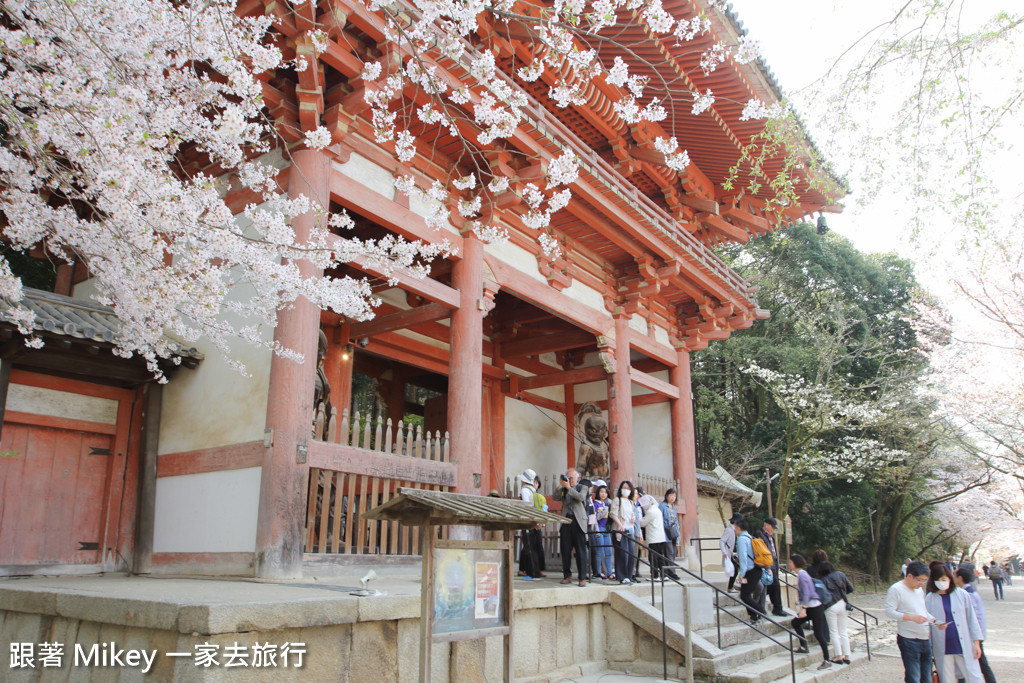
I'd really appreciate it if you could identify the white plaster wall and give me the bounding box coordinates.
[152,467,261,553]
[504,397,568,485]
[632,402,672,478]
[562,279,606,316]
[629,313,647,334]
[334,154,395,201]
[697,494,734,570]
[573,379,606,403]
[484,240,544,282]
[652,324,670,347]
[156,280,272,455]
[7,384,117,424]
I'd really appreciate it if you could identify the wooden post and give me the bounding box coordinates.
[255,148,329,579]
[133,383,162,573]
[670,347,699,557]
[419,524,435,683]
[448,235,484,495]
[504,527,514,683]
[607,314,634,480]
[564,384,575,471]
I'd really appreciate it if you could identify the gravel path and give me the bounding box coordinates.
[827,577,1024,682]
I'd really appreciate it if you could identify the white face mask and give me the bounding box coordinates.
[934,580,950,591]
[621,489,631,497]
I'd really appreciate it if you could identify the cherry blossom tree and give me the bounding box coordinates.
[741,361,911,522]
[0,0,820,378]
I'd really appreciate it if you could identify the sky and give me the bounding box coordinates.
[726,0,1023,338]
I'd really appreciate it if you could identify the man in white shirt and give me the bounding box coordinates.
[719,513,742,592]
[885,561,932,683]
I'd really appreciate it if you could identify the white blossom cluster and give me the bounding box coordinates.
[740,98,789,121]
[0,0,443,376]
[362,0,779,262]
[743,362,903,481]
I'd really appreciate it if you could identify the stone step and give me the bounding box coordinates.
[705,648,870,683]
[692,632,810,676]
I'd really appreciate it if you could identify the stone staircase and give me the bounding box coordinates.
[609,580,873,683]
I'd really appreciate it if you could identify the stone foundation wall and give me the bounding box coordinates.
[0,585,681,682]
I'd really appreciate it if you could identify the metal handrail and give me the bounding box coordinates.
[590,530,801,683]
[688,536,727,578]
[778,566,879,660]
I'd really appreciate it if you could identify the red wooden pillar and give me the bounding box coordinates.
[447,236,484,495]
[254,148,329,579]
[670,347,699,550]
[564,384,576,471]
[324,322,353,430]
[607,314,634,482]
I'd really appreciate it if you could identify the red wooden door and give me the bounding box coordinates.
[0,372,135,568]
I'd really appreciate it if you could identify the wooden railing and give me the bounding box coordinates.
[304,469,450,555]
[313,404,449,462]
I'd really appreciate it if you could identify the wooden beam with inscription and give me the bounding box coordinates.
[308,441,457,487]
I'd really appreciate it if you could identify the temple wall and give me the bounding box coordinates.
[152,467,261,553]
[504,386,566,483]
[562,279,607,316]
[484,239,545,283]
[0,584,687,683]
[155,282,272,456]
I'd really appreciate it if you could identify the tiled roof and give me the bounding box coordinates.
[696,467,762,505]
[0,287,202,359]
[364,487,569,530]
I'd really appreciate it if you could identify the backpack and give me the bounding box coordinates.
[989,565,1003,580]
[751,537,774,567]
[812,577,835,607]
[532,491,547,511]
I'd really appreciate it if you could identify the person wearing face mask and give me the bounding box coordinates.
[953,567,996,683]
[608,481,637,585]
[925,564,983,683]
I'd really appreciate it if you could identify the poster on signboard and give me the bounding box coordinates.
[475,561,500,618]
[433,548,506,635]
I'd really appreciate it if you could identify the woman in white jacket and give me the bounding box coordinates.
[925,564,983,683]
[608,481,637,584]
[639,494,670,580]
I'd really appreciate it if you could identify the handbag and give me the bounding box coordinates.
[760,568,774,586]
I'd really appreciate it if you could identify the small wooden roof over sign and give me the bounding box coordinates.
[363,487,568,531]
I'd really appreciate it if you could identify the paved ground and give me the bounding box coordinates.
[556,576,1024,683]
[825,576,1024,683]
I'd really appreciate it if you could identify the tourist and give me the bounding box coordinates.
[988,561,1004,600]
[902,558,912,577]
[789,553,832,671]
[517,469,542,580]
[592,485,613,580]
[735,518,763,623]
[631,486,645,582]
[639,494,670,580]
[532,475,548,576]
[819,561,855,664]
[553,469,591,587]
[609,480,637,585]
[720,513,742,592]
[758,517,785,617]
[886,560,933,683]
[954,566,997,683]
[925,564,983,683]
[659,489,681,580]
[807,548,829,579]
[1001,562,1012,586]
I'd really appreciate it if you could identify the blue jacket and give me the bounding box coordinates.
[736,531,754,575]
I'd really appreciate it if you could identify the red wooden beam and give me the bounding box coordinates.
[499,330,596,358]
[629,367,680,399]
[350,302,450,338]
[340,250,460,309]
[513,365,607,392]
